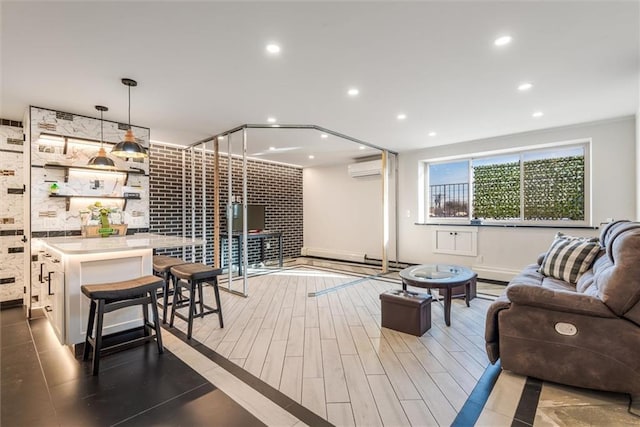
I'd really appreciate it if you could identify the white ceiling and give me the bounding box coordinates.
[1,1,638,167]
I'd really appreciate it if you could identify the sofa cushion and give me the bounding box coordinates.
[576,251,607,296]
[539,232,601,284]
[512,263,575,291]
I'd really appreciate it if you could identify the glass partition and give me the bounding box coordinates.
[184,125,397,297]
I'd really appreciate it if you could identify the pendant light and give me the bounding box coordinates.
[111,78,147,158]
[87,105,116,169]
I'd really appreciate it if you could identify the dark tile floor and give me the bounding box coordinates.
[0,307,264,426]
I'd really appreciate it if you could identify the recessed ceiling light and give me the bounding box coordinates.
[347,88,359,96]
[266,44,281,54]
[359,146,365,150]
[320,134,328,139]
[518,82,533,91]
[397,113,407,120]
[308,155,315,159]
[267,117,276,123]
[428,131,437,137]
[269,146,276,151]
[532,111,544,118]
[494,35,512,46]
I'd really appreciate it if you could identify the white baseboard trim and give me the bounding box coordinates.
[300,247,366,263]
[471,265,520,282]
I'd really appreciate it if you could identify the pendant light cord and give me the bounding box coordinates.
[100,110,104,148]
[128,85,131,130]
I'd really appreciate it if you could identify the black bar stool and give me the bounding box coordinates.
[152,255,188,323]
[169,263,223,339]
[81,275,164,376]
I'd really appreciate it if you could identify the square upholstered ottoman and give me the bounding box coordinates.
[380,289,432,336]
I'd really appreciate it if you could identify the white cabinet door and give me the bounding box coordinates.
[454,231,474,253]
[43,255,65,344]
[433,227,478,256]
[435,230,457,251]
[50,269,65,343]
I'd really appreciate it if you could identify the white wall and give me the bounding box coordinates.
[637,62,640,220]
[637,111,640,220]
[398,116,636,280]
[303,162,386,261]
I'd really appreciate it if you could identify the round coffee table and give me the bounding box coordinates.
[399,264,477,326]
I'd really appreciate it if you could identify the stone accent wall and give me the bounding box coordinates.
[150,143,303,266]
[0,122,25,303]
[29,106,151,234]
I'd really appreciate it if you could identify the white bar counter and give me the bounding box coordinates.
[38,233,203,254]
[34,233,203,346]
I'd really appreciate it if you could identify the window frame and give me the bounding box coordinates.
[421,139,591,226]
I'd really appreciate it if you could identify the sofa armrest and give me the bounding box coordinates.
[485,295,511,363]
[506,284,617,318]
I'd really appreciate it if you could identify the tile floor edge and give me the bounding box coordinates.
[452,360,503,426]
[512,377,543,426]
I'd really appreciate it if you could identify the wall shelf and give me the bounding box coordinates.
[43,163,146,183]
[49,194,141,211]
[38,132,149,157]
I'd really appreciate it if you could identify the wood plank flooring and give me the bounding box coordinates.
[170,266,492,426]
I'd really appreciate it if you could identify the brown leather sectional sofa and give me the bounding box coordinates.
[485,220,640,402]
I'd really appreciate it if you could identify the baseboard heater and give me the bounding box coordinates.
[300,247,366,263]
[471,265,520,282]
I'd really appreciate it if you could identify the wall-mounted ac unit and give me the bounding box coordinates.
[348,160,381,178]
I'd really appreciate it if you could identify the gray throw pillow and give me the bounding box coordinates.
[539,232,602,284]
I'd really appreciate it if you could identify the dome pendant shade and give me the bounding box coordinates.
[112,78,147,159]
[111,129,147,158]
[88,147,117,169]
[87,105,116,169]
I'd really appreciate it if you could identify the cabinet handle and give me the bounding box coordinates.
[44,306,52,313]
[449,232,453,236]
[39,263,44,283]
[47,271,55,295]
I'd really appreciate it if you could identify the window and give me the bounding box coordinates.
[472,154,520,221]
[521,148,585,221]
[425,143,588,224]
[428,161,469,218]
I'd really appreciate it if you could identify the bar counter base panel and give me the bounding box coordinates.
[34,234,203,346]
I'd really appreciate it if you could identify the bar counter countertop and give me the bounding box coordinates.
[36,233,204,255]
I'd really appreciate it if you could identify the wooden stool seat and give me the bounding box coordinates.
[171,263,222,281]
[152,255,188,323]
[82,275,164,375]
[81,276,164,300]
[153,255,186,272]
[169,263,223,339]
